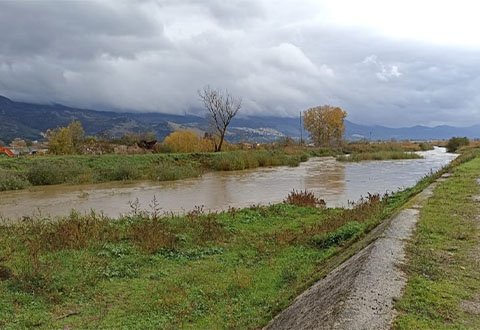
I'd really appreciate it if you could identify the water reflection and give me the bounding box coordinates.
[0,147,457,220]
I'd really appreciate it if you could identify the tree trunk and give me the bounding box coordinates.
[216,131,225,152]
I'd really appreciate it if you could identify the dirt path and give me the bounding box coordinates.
[265,176,446,330]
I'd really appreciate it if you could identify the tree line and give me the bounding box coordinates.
[46,86,348,155]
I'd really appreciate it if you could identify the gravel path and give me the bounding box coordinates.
[265,177,445,330]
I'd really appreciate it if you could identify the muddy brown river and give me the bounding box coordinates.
[0,147,456,220]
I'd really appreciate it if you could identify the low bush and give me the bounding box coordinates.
[446,136,469,152]
[284,190,326,208]
[0,171,29,191]
[110,163,140,181]
[148,162,201,181]
[130,219,177,253]
[27,211,119,251]
[337,151,422,162]
[418,142,434,151]
[26,160,90,185]
[26,162,64,185]
[310,221,364,248]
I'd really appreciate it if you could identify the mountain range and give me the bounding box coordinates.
[0,95,478,143]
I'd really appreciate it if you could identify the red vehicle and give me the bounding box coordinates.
[0,146,14,157]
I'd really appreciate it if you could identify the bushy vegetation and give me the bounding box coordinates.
[163,130,215,153]
[337,151,423,162]
[148,162,201,181]
[446,136,469,152]
[343,141,432,153]
[0,150,311,191]
[0,170,29,191]
[284,189,326,207]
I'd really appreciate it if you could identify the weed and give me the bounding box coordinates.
[187,205,205,219]
[310,221,364,248]
[337,151,422,162]
[130,219,177,253]
[37,211,119,251]
[0,170,29,191]
[189,215,226,244]
[284,190,326,208]
[148,161,201,181]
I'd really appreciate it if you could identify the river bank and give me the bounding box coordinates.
[0,149,332,193]
[0,148,456,219]
[0,141,434,193]
[0,151,473,329]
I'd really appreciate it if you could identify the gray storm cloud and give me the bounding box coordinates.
[0,0,479,127]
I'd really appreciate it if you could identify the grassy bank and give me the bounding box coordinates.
[394,154,480,328]
[0,142,438,191]
[0,150,314,192]
[0,154,462,329]
[337,150,423,162]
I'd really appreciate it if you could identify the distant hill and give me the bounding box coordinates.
[0,95,479,142]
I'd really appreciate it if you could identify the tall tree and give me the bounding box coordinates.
[199,86,241,152]
[303,105,347,146]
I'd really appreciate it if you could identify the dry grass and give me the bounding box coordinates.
[18,211,119,253]
[189,215,227,244]
[130,219,177,253]
[276,193,384,246]
[284,190,326,208]
[344,141,424,153]
[337,151,422,162]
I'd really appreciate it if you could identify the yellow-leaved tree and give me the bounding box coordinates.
[47,120,85,155]
[303,105,346,146]
[163,130,215,153]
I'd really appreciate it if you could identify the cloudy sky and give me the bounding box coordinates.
[0,0,479,127]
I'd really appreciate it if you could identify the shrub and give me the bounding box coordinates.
[310,221,364,248]
[111,163,140,181]
[27,162,64,185]
[19,211,119,252]
[163,130,214,153]
[130,219,177,253]
[26,160,90,185]
[153,143,172,153]
[190,215,226,244]
[0,171,29,191]
[418,142,433,151]
[212,152,247,171]
[283,190,326,207]
[337,151,422,162]
[148,162,201,181]
[446,137,469,152]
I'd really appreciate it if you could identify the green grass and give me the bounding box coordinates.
[0,168,445,330]
[0,150,311,191]
[394,155,480,329]
[337,150,423,162]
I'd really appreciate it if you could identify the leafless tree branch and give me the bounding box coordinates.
[198,86,241,152]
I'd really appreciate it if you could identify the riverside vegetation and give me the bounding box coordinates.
[0,149,319,192]
[0,141,432,192]
[0,150,475,329]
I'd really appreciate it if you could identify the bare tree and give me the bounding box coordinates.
[199,86,241,152]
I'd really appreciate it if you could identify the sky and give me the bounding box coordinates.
[0,0,479,127]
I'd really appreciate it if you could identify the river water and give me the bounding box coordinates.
[0,147,457,220]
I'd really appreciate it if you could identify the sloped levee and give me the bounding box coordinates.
[265,177,443,330]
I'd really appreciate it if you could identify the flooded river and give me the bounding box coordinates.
[0,147,457,220]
